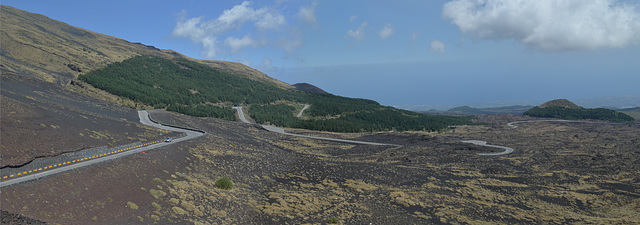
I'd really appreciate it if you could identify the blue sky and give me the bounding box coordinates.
[4,0,640,109]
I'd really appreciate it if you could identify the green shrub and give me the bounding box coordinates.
[328,217,339,224]
[215,177,233,190]
[127,201,139,210]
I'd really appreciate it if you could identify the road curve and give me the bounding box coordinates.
[0,111,204,188]
[232,106,251,124]
[297,104,310,118]
[460,140,514,156]
[233,106,400,146]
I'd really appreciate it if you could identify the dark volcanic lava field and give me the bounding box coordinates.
[2,95,639,224]
[1,74,175,167]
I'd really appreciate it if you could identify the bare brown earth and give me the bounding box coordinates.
[2,105,639,224]
[0,73,176,167]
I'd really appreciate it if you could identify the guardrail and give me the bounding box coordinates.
[0,139,164,182]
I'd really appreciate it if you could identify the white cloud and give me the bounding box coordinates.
[224,34,258,53]
[430,39,445,53]
[298,1,317,23]
[349,15,358,22]
[443,0,640,51]
[216,1,260,29]
[378,23,395,40]
[172,13,207,42]
[345,22,367,40]
[255,12,286,30]
[259,57,277,73]
[173,1,290,58]
[202,37,218,58]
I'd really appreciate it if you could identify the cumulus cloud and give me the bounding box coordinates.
[378,23,395,40]
[255,12,286,30]
[259,57,276,72]
[430,39,445,53]
[224,34,258,53]
[345,22,367,40]
[350,15,358,22]
[298,1,317,23]
[173,1,290,58]
[443,0,640,51]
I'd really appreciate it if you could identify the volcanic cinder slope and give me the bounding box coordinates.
[1,5,640,225]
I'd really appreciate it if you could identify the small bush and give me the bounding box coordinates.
[152,202,162,210]
[328,217,339,224]
[150,189,167,199]
[127,201,138,210]
[215,177,233,190]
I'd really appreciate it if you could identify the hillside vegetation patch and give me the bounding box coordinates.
[80,55,474,132]
[524,99,634,122]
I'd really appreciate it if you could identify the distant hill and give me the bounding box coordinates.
[524,99,634,122]
[446,105,533,115]
[617,107,640,121]
[574,95,640,109]
[293,83,329,94]
[538,99,581,109]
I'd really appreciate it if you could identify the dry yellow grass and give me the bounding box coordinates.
[1,5,292,94]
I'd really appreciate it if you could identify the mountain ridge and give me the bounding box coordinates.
[0,5,290,89]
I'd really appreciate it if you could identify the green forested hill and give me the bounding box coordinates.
[617,107,640,121]
[80,55,473,132]
[524,99,634,122]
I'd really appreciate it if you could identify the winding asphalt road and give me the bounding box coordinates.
[460,140,514,156]
[233,106,400,146]
[0,111,204,188]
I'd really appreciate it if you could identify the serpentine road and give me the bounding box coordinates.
[296,104,310,118]
[460,140,514,156]
[0,111,204,188]
[232,106,400,146]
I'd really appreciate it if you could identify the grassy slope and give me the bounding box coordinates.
[0,5,291,89]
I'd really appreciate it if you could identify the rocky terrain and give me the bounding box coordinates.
[2,4,639,225]
[1,73,175,167]
[2,107,638,224]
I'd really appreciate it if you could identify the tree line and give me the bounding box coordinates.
[80,55,475,132]
[524,106,634,122]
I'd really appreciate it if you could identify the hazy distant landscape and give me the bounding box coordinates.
[2,1,640,225]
